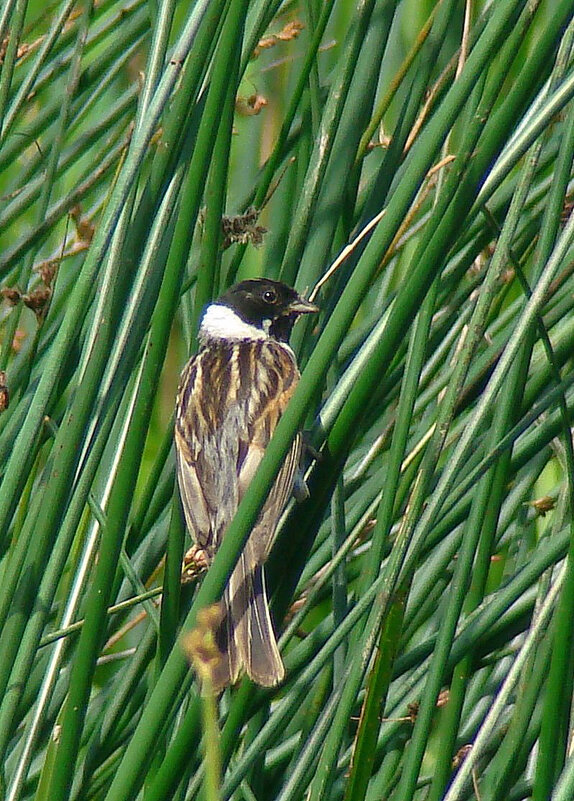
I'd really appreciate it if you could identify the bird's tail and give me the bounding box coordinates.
[212,555,284,692]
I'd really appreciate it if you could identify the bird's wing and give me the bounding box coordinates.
[174,430,213,553]
[174,352,230,557]
[237,341,301,564]
[175,340,302,563]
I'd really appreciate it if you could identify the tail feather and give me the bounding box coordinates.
[241,563,284,686]
[212,557,284,691]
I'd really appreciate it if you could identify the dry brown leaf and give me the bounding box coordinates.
[253,20,304,59]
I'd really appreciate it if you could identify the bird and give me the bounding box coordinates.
[175,278,318,690]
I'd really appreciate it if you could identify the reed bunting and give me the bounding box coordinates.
[175,278,318,689]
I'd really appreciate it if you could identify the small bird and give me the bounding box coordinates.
[175,278,318,690]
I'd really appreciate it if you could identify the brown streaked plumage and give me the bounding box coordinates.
[175,279,318,690]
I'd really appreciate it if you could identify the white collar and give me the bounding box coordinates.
[199,303,267,342]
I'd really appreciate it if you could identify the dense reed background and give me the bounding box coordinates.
[1,0,574,799]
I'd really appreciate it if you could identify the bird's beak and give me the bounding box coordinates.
[287,296,319,315]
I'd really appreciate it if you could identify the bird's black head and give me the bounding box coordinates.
[216,278,318,342]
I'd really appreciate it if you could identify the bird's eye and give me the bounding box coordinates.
[263,289,278,304]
